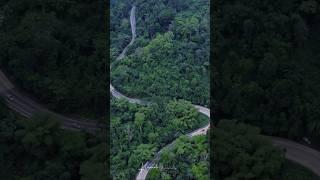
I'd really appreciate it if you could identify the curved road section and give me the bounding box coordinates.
[112,5,320,180]
[109,6,211,180]
[110,6,146,105]
[271,137,320,177]
[0,6,101,133]
[136,109,210,180]
[116,6,136,61]
[0,71,100,133]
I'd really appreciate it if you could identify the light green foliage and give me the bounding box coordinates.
[166,100,199,131]
[110,0,209,178]
[111,0,209,106]
[110,98,206,179]
[152,135,209,180]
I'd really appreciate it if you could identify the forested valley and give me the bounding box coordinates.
[0,0,107,116]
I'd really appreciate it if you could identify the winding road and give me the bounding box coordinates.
[111,5,320,180]
[2,3,319,180]
[271,137,320,177]
[0,71,101,133]
[0,6,102,133]
[110,6,211,180]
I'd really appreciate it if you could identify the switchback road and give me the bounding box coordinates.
[111,5,320,180]
[109,6,211,180]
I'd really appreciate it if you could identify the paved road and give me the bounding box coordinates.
[110,84,145,104]
[0,71,101,133]
[136,109,210,180]
[0,5,102,133]
[109,6,211,179]
[116,6,136,61]
[110,5,145,106]
[112,4,320,180]
[271,137,320,177]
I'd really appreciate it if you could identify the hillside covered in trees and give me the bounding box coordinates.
[147,135,209,180]
[0,0,106,116]
[110,0,210,179]
[0,100,107,179]
[212,0,320,179]
[110,98,208,179]
[212,120,319,180]
[214,0,320,140]
[0,0,107,179]
[147,119,319,180]
[111,0,209,106]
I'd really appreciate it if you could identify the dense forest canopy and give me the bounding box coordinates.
[212,0,320,179]
[110,0,210,179]
[0,100,106,179]
[0,0,106,116]
[212,120,319,180]
[111,0,209,106]
[214,0,320,140]
[110,98,208,179]
[0,1,107,179]
[147,135,209,180]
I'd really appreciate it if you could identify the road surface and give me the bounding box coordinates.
[136,108,210,180]
[0,5,102,133]
[112,4,320,180]
[110,5,146,105]
[271,137,320,177]
[110,84,145,104]
[116,6,136,61]
[0,71,101,133]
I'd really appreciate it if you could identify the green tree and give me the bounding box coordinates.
[134,112,145,134]
[213,120,285,179]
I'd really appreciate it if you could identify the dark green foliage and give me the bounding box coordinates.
[148,135,209,180]
[110,0,132,56]
[0,100,106,179]
[213,120,286,180]
[80,143,108,180]
[0,0,106,116]
[281,160,319,180]
[214,0,320,139]
[212,120,320,179]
